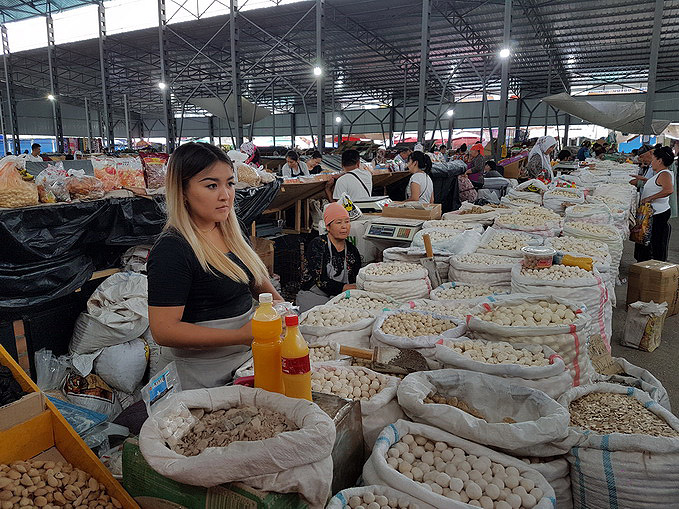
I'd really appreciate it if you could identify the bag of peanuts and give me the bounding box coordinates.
[448,253,516,287]
[357,262,432,301]
[311,364,404,449]
[510,264,613,352]
[519,457,572,509]
[327,485,437,509]
[383,247,452,284]
[433,338,572,400]
[139,385,335,508]
[363,419,556,509]
[558,383,679,509]
[371,310,466,366]
[466,295,595,387]
[397,369,577,458]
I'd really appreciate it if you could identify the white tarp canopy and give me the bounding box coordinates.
[542,92,671,135]
[189,95,271,125]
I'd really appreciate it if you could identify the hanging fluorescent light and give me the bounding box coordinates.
[335,116,342,123]
[499,48,511,58]
[446,109,454,117]
[158,82,167,90]
[47,94,55,101]
[313,66,322,76]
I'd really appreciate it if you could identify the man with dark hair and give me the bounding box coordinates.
[25,143,43,162]
[394,146,412,171]
[325,149,372,201]
[630,144,655,186]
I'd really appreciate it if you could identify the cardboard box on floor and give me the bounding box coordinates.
[382,202,442,220]
[0,345,139,508]
[627,260,679,316]
[123,393,363,509]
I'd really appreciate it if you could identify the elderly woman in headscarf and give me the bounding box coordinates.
[240,141,262,168]
[525,136,557,180]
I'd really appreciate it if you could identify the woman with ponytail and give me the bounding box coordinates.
[147,142,282,389]
[405,151,434,203]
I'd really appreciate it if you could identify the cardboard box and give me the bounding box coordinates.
[253,237,275,276]
[627,260,679,316]
[382,202,441,220]
[123,393,363,509]
[0,391,45,432]
[0,345,139,508]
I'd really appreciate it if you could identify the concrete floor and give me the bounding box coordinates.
[610,217,679,413]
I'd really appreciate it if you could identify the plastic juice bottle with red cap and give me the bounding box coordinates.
[281,314,312,401]
[251,293,284,394]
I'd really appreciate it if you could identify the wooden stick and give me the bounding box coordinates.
[423,233,434,258]
[338,345,374,360]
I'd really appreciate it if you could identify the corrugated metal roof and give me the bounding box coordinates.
[0,0,97,22]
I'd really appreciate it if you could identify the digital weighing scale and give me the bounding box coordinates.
[364,217,424,243]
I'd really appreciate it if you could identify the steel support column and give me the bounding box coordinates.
[1,26,19,153]
[97,3,114,149]
[46,15,64,153]
[544,56,552,136]
[514,96,523,143]
[158,0,176,152]
[316,0,325,151]
[416,0,431,143]
[401,67,407,143]
[271,85,276,147]
[496,0,512,159]
[208,115,215,144]
[291,112,296,147]
[84,98,93,152]
[389,101,396,148]
[563,113,571,147]
[447,108,454,149]
[0,91,6,155]
[643,0,664,136]
[230,0,243,147]
[123,94,132,149]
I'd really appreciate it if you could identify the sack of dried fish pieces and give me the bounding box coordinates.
[397,369,578,457]
[139,386,335,507]
[558,382,679,508]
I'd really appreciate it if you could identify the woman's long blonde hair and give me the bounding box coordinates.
[165,142,268,285]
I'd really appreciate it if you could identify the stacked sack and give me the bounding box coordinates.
[383,247,453,284]
[358,262,431,301]
[410,228,483,256]
[493,207,562,238]
[448,253,516,287]
[561,221,623,283]
[476,227,543,258]
[542,187,585,214]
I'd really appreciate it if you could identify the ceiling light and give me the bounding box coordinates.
[499,48,511,59]
[47,94,55,101]
[313,66,322,76]
[335,116,342,123]
[158,82,167,90]
[446,109,454,117]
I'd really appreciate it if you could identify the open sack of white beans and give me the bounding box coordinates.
[357,262,432,301]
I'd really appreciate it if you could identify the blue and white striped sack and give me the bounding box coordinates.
[326,485,436,509]
[558,383,679,509]
[363,419,557,509]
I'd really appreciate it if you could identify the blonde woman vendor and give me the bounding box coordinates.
[405,151,434,203]
[525,136,557,180]
[147,142,282,389]
[297,203,361,312]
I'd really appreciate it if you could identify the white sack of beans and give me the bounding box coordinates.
[506,187,544,205]
[493,208,562,238]
[430,282,509,302]
[542,187,585,214]
[434,338,572,400]
[562,221,623,285]
[564,203,614,226]
[422,219,474,231]
[312,364,404,448]
[519,457,571,509]
[327,485,436,509]
[397,369,577,457]
[511,264,613,351]
[363,419,556,509]
[411,228,483,255]
[358,262,432,301]
[467,295,594,387]
[327,289,399,311]
[400,299,481,320]
[371,310,466,367]
[300,303,377,350]
[477,227,544,258]
[383,247,454,284]
[442,203,510,226]
[559,383,679,509]
[448,253,516,287]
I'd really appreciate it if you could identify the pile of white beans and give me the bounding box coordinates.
[545,237,610,262]
[303,305,374,327]
[566,221,617,236]
[331,294,394,311]
[497,208,560,228]
[482,232,535,252]
[343,493,419,509]
[311,366,387,401]
[385,434,545,508]
[410,301,475,318]
[453,253,514,265]
[442,339,550,367]
[520,264,595,281]
[477,301,578,327]
[381,312,457,337]
[420,229,464,241]
[433,283,502,300]
[548,188,581,198]
[309,345,336,362]
[363,262,423,277]
[424,220,469,230]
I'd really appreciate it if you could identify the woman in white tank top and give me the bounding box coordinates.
[405,150,435,203]
[636,146,676,262]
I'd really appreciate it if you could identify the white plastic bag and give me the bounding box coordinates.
[466,295,595,386]
[434,338,572,399]
[510,264,613,351]
[70,272,149,354]
[357,263,432,301]
[559,383,679,509]
[363,419,557,509]
[397,369,575,456]
[94,339,149,393]
[448,254,516,286]
[327,485,436,509]
[139,386,335,508]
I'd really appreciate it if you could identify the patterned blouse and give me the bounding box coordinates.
[301,235,361,296]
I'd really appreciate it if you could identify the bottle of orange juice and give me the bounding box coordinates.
[281,315,312,401]
[251,293,284,394]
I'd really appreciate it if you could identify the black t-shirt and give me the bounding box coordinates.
[147,230,254,323]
